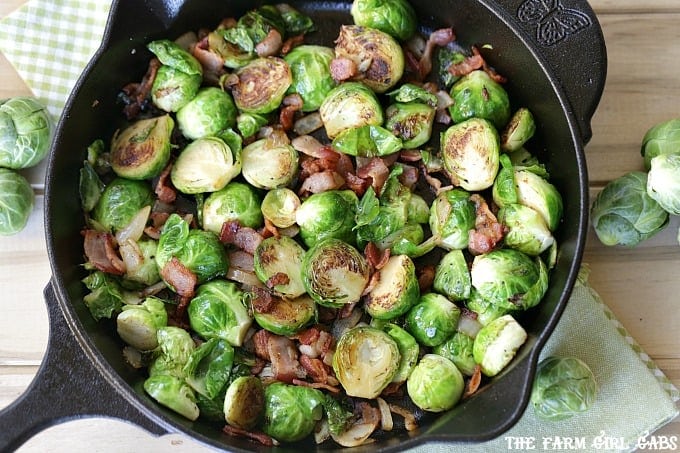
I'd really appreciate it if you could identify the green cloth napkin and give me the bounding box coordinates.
[1,2,678,452]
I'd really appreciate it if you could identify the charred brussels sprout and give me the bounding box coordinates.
[116,296,167,351]
[385,102,435,149]
[295,189,358,248]
[429,188,476,250]
[253,294,316,336]
[241,137,298,190]
[91,177,153,233]
[302,238,369,308]
[176,87,237,140]
[202,182,263,234]
[261,187,300,228]
[448,70,511,129]
[433,331,477,376]
[230,57,292,114]
[501,108,536,152]
[333,326,401,398]
[641,118,680,170]
[284,45,336,112]
[406,293,461,347]
[147,39,203,112]
[498,203,555,255]
[473,314,527,377]
[110,115,174,180]
[364,254,420,320]
[0,168,34,235]
[223,376,264,430]
[590,172,669,246]
[171,136,241,194]
[350,0,417,41]
[433,249,471,302]
[319,82,383,140]
[254,236,306,298]
[334,25,404,93]
[407,354,464,412]
[441,118,500,191]
[0,96,51,169]
[647,154,680,215]
[262,382,324,443]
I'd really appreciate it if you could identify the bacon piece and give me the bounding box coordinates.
[299,170,345,196]
[330,57,358,82]
[265,272,290,290]
[280,93,304,131]
[299,355,329,383]
[399,150,422,162]
[463,364,483,399]
[281,34,305,55]
[251,287,276,314]
[468,194,507,255]
[356,157,390,194]
[252,329,272,361]
[292,378,341,393]
[447,53,484,78]
[220,220,264,255]
[416,28,456,80]
[121,58,161,119]
[417,264,436,293]
[154,162,176,204]
[255,29,283,57]
[397,163,419,189]
[191,35,226,84]
[83,230,126,275]
[267,334,307,383]
[222,425,277,446]
[343,172,372,197]
[365,242,390,270]
[160,256,197,298]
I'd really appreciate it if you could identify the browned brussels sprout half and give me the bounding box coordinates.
[230,57,292,114]
[110,115,174,180]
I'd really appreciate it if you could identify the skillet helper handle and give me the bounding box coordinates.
[0,282,169,451]
[491,0,607,143]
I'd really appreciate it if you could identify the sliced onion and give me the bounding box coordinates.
[228,250,255,272]
[376,397,393,432]
[141,281,168,297]
[330,423,377,447]
[118,239,142,275]
[116,205,151,244]
[388,403,418,431]
[314,418,331,445]
[226,266,262,289]
[331,306,363,339]
[294,112,324,135]
[457,312,483,338]
[291,134,325,157]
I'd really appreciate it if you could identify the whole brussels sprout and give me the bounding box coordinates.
[231,57,292,114]
[364,254,420,320]
[530,356,598,421]
[406,293,461,347]
[449,70,511,129]
[241,137,298,190]
[473,314,527,377]
[433,331,477,376]
[0,97,51,169]
[433,249,471,302]
[641,118,680,170]
[284,45,336,112]
[647,153,680,215]
[110,115,174,180]
[429,188,476,250]
[202,182,263,234]
[0,168,34,235]
[295,190,358,248]
[350,0,417,41]
[382,322,419,384]
[91,177,153,233]
[262,382,324,443]
[171,136,242,194]
[176,87,237,140]
[498,203,555,256]
[116,296,167,351]
[319,82,383,140]
[147,40,203,112]
[149,326,196,378]
[407,354,464,412]
[590,171,669,246]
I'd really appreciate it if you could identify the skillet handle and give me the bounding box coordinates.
[0,282,169,451]
[491,0,607,143]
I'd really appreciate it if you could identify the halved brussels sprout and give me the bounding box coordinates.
[473,314,527,377]
[385,102,435,149]
[332,124,403,157]
[333,326,401,399]
[433,249,471,302]
[433,331,477,376]
[144,374,199,421]
[110,115,174,180]
[262,382,324,443]
[334,25,405,93]
[429,188,476,250]
[224,376,264,430]
[253,236,306,298]
[319,82,383,140]
[407,193,430,224]
[241,137,298,190]
[116,296,167,351]
[501,108,536,152]
[91,177,153,233]
[498,203,555,256]
[81,271,125,321]
[0,168,34,235]
[202,182,263,234]
[209,29,255,69]
[383,322,419,384]
[302,238,369,308]
[149,326,196,378]
[441,117,500,191]
[261,187,301,228]
[284,45,336,112]
[509,170,563,232]
[406,354,464,412]
[171,136,242,194]
[119,237,161,286]
[176,87,237,140]
[364,254,420,320]
[253,294,316,336]
[641,118,680,170]
[183,337,234,400]
[295,189,358,248]
[406,293,461,347]
[231,57,292,114]
[449,70,511,129]
[466,288,512,326]
[147,40,203,112]
[647,153,680,215]
[0,96,51,169]
[350,0,417,40]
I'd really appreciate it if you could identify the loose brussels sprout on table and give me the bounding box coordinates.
[0,168,34,236]
[0,96,52,170]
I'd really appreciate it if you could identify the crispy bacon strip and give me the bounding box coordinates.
[219,220,264,255]
[121,58,160,119]
[463,364,483,399]
[250,286,276,314]
[222,425,276,447]
[154,162,176,204]
[82,230,126,275]
[265,272,290,289]
[298,170,345,196]
[365,242,390,270]
[330,57,358,82]
[252,329,272,361]
[191,35,226,84]
[160,256,197,298]
[416,28,456,80]
[417,264,436,293]
[447,53,484,78]
[280,93,304,131]
[356,157,390,194]
[267,334,307,383]
[281,34,304,55]
[468,194,507,255]
[299,355,330,384]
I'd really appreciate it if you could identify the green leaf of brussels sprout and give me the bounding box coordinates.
[321,395,354,436]
[202,181,263,234]
[472,314,527,377]
[647,153,680,215]
[319,82,384,140]
[383,322,419,384]
[284,45,336,112]
[436,47,467,88]
[277,4,315,35]
[171,136,242,194]
[176,87,237,140]
[91,177,153,233]
[433,331,477,376]
[448,70,511,129]
[350,0,417,41]
[387,83,438,108]
[262,382,324,442]
[332,124,403,157]
[364,254,420,320]
[406,354,464,412]
[82,271,125,321]
[492,153,519,207]
[429,188,476,250]
[406,293,461,347]
[640,118,680,170]
[296,190,358,248]
[144,374,200,421]
[147,39,203,76]
[183,337,235,400]
[0,168,34,235]
[0,96,52,169]
[79,161,104,213]
[210,29,256,69]
[116,296,168,351]
[149,326,196,378]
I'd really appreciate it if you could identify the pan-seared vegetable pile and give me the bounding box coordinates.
[78,0,563,447]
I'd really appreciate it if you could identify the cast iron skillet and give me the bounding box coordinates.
[0,0,606,451]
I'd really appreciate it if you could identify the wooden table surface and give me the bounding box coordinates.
[1,0,678,451]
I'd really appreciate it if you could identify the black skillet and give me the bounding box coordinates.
[0,0,606,451]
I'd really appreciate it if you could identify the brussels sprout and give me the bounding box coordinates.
[321,394,354,436]
[0,97,51,169]
[82,271,125,321]
[319,82,384,139]
[176,87,237,140]
[91,177,153,233]
[295,190,358,248]
[118,237,161,287]
[466,288,512,326]
[276,3,315,35]
[449,70,511,129]
[429,188,476,250]
[262,382,325,443]
[333,326,401,398]
[590,172,669,246]
[433,331,477,376]
[236,112,269,138]
[437,47,468,88]
[253,294,316,336]
[209,29,255,69]
[407,194,430,224]
[0,168,34,235]
[406,354,464,412]
[473,314,527,377]
[241,137,298,190]
[171,136,242,194]
[501,108,536,152]
[284,45,336,112]
[385,102,435,149]
[647,154,680,215]
[144,374,199,421]
[350,0,417,40]
[498,203,555,255]
[231,57,292,114]
[406,293,461,347]
[116,296,167,351]
[302,238,369,308]
[109,115,174,180]
[332,124,403,157]
[492,153,519,207]
[253,236,306,298]
[334,25,405,93]
[183,338,234,400]
[471,248,549,312]
[188,279,253,347]
[261,187,301,228]
[224,376,264,430]
[433,249,471,302]
[149,326,196,378]
[641,118,680,170]
[364,254,420,320]
[531,356,598,421]
[147,40,203,112]
[79,160,105,214]
[383,322,419,384]
[202,182,263,234]
[441,118,501,191]
[508,170,563,232]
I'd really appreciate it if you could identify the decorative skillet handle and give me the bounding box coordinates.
[489,0,607,143]
[0,282,169,451]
